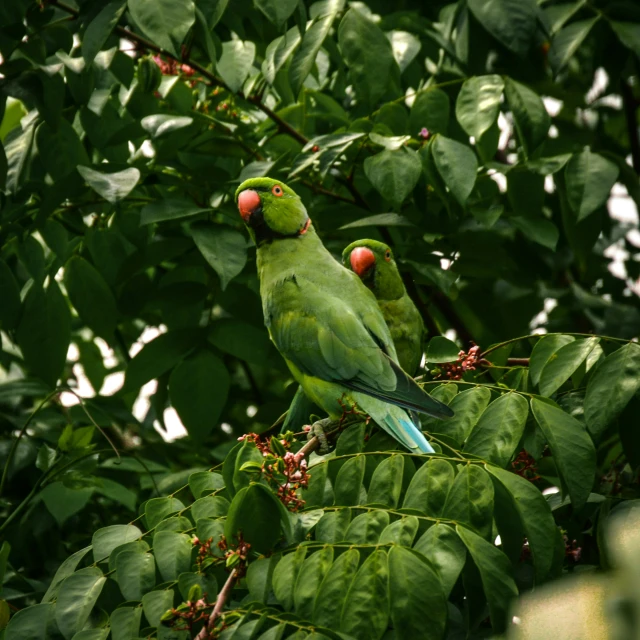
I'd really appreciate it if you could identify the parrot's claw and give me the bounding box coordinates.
[305,417,334,454]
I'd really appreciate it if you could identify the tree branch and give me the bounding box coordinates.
[194,568,238,640]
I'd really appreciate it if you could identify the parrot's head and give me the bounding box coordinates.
[342,239,405,300]
[235,177,311,245]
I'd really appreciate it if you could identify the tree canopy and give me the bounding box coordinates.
[1,0,640,638]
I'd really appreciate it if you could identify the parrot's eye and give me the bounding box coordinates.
[272,185,283,196]
[384,250,391,261]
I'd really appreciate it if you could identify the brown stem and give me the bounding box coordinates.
[621,78,640,176]
[297,436,320,458]
[506,357,530,366]
[195,568,238,640]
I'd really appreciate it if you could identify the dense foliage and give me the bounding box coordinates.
[1,0,640,638]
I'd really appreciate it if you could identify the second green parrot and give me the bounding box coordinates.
[235,177,453,454]
[342,239,425,377]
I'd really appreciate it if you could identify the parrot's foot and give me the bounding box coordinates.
[305,417,334,454]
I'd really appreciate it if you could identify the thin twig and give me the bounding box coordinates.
[195,568,238,640]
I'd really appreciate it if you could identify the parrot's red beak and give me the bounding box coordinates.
[237,189,261,222]
[350,246,376,277]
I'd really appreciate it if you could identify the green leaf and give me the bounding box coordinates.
[108,541,150,572]
[464,392,529,467]
[363,148,422,209]
[486,465,557,582]
[140,198,209,225]
[340,549,389,639]
[82,0,127,63]
[115,550,156,600]
[145,497,185,529]
[140,115,193,138]
[153,531,192,581]
[191,222,247,290]
[189,471,225,499]
[263,26,302,85]
[455,75,504,140]
[437,386,491,444]
[367,454,404,508]
[225,483,282,554]
[198,0,228,29]
[334,455,365,506]
[442,465,494,538]
[41,482,93,526]
[16,281,71,387]
[468,0,538,56]
[584,343,640,440]
[456,525,518,633]
[409,88,450,136]
[64,256,118,340]
[128,0,195,57]
[179,572,217,601]
[338,7,399,108]
[95,478,137,511]
[124,329,198,392]
[564,148,619,221]
[610,21,640,58]
[338,213,414,230]
[0,258,21,330]
[538,337,600,396]
[5,603,56,640]
[55,568,106,639]
[510,216,559,251]
[36,120,89,180]
[109,607,142,640]
[293,546,334,620]
[529,335,575,387]
[379,515,419,546]
[255,0,297,28]
[403,458,454,516]
[315,509,351,543]
[388,547,447,640]
[169,349,230,442]
[92,524,143,563]
[549,17,599,72]
[142,589,174,628]
[504,78,550,157]
[273,546,307,610]
[42,547,91,602]
[191,495,230,520]
[217,39,256,93]
[208,319,271,364]
[4,120,36,195]
[313,548,360,628]
[369,132,411,150]
[530,398,596,510]
[414,523,466,597]
[425,336,460,363]
[77,166,141,203]
[431,135,478,206]
[344,510,389,544]
[289,0,344,95]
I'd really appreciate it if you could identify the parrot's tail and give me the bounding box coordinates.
[366,401,435,454]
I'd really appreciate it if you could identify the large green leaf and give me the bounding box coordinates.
[16,280,71,387]
[55,568,106,639]
[142,589,174,628]
[217,39,256,93]
[153,531,192,581]
[565,148,619,221]
[263,26,302,84]
[340,549,389,640]
[530,398,596,510]
[388,546,447,640]
[456,526,518,633]
[538,337,600,396]
[110,607,142,640]
[363,147,422,209]
[92,524,143,563]
[403,458,454,516]
[344,510,389,544]
[549,18,599,72]
[431,135,478,205]
[41,482,93,526]
[424,336,460,363]
[169,349,230,442]
[379,515,419,546]
[293,546,334,620]
[464,392,529,467]
[584,343,640,440]
[64,256,117,340]
[273,546,307,610]
[333,455,365,506]
[255,0,297,28]
[610,21,640,58]
[313,548,360,628]
[338,8,399,108]
[128,0,195,57]
[437,386,491,444]
[42,547,92,602]
[225,483,282,554]
[145,496,185,529]
[36,120,89,180]
[191,222,247,290]
[5,603,57,640]
[487,465,557,582]
[367,454,404,509]
[442,465,494,538]
[140,198,210,225]
[409,88,450,136]
[82,0,127,63]
[115,550,156,600]
[455,75,504,140]
[504,78,550,156]
[77,166,141,203]
[529,335,575,387]
[468,0,538,56]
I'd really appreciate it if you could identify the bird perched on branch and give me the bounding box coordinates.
[343,239,425,377]
[235,178,452,454]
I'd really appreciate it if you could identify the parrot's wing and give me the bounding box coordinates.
[268,279,453,419]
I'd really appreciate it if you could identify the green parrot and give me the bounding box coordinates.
[235,178,453,454]
[342,239,425,377]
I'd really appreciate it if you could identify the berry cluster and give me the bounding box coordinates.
[434,345,481,380]
[511,450,541,482]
